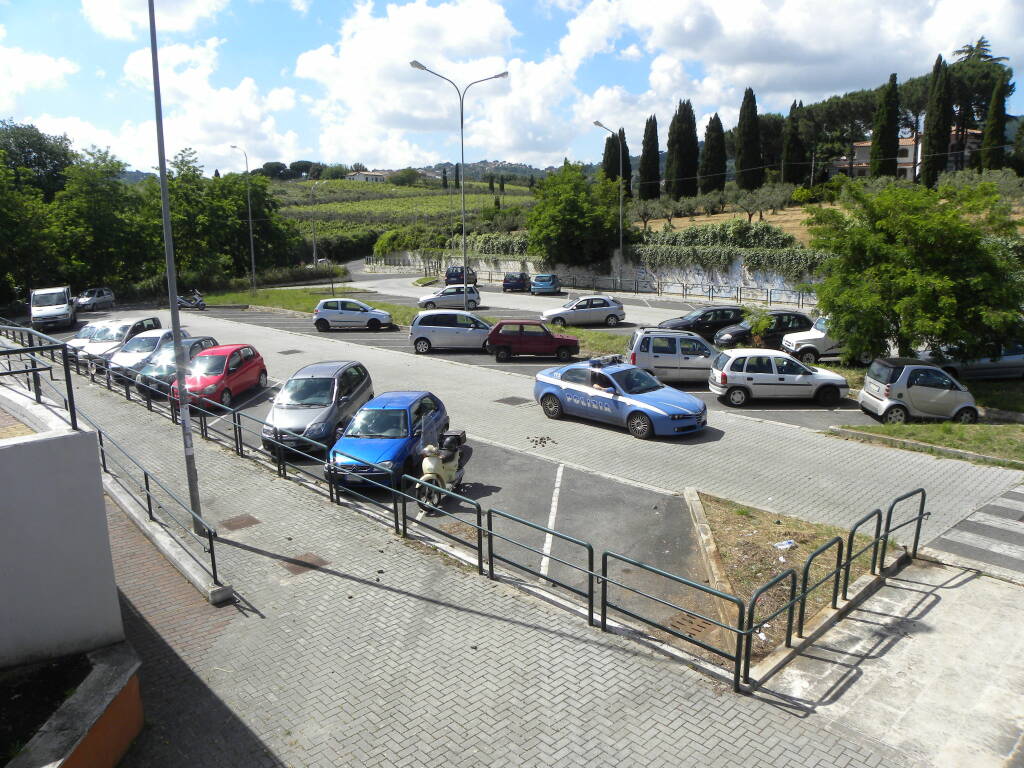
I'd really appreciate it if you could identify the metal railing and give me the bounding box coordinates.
[0,319,929,693]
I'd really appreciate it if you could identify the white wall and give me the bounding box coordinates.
[0,429,124,668]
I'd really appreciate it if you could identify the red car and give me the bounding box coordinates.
[486,320,579,362]
[170,344,268,408]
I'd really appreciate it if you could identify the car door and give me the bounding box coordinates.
[557,368,590,416]
[318,300,341,327]
[648,336,680,381]
[773,356,816,399]
[522,323,550,356]
[427,313,455,347]
[587,370,623,423]
[906,369,962,417]
[344,365,373,410]
[237,347,256,390]
[1000,341,1024,378]
[588,298,611,324]
[452,313,482,348]
[678,338,713,380]
[741,355,777,398]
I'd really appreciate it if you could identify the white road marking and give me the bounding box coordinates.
[539,463,564,578]
[209,377,281,426]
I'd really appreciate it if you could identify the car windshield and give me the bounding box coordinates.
[611,368,663,394]
[562,300,577,308]
[150,348,178,366]
[32,292,65,307]
[344,408,408,438]
[737,319,751,330]
[121,336,160,353]
[814,316,828,332]
[277,377,334,407]
[190,355,226,376]
[92,324,129,342]
[80,290,97,298]
[73,325,100,340]
[140,361,174,377]
[680,309,704,320]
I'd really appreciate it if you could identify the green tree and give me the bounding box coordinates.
[526,162,618,266]
[0,150,58,303]
[759,113,785,176]
[781,101,807,185]
[261,161,287,178]
[921,56,953,187]
[441,167,448,188]
[735,87,764,189]
[0,120,76,202]
[980,75,1009,169]
[289,160,314,178]
[808,182,1023,360]
[870,74,900,177]
[488,174,495,193]
[499,175,505,194]
[618,128,633,198]
[638,114,661,200]
[601,134,619,181]
[389,167,422,186]
[351,162,368,172]
[899,76,930,182]
[664,100,699,200]
[699,113,727,192]
[321,164,350,180]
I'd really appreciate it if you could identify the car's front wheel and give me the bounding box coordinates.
[220,389,233,408]
[414,338,431,354]
[798,349,819,365]
[815,385,840,406]
[424,302,436,310]
[551,317,566,327]
[367,318,381,332]
[540,393,563,419]
[954,407,978,424]
[724,387,749,407]
[605,314,620,327]
[258,370,268,389]
[556,346,573,362]
[315,319,329,332]
[882,405,908,424]
[627,412,654,439]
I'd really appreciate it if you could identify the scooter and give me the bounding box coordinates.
[177,289,206,311]
[416,429,467,512]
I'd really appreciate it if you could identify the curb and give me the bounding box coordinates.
[827,425,1024,469]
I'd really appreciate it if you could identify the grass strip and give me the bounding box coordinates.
[843,423,1024,465]
[203,286,356,312]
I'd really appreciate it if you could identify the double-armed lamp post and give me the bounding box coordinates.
[410,60,508,311]
[593,121,624,260]
[230,144,257,296]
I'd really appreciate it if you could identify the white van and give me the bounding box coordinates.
[30,286,77,331]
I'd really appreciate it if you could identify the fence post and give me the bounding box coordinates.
[60,346,78,431]
[486,507,495,579]
[206,527,220,586]
[599,552,608,631]
[391,471,401,533]
[31,368,41,403]
[97,431,107,472]
[144,473,154,520]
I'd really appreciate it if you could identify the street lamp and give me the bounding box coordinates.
[410,60,508,310]
[230,144,257,296]
[147,0,204,534]
[594,121,624,260]
[309,179,333,296]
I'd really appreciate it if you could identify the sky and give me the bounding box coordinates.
[3,0,1023,175]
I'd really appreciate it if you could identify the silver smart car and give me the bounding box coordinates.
[859,358,977,424]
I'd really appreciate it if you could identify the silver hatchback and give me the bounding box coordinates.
[540,295,625,327]
[859,358,977,424]
[261,361,374,452]
[627,329,716,382]
[410,310,491,354]
[418,284,481,310]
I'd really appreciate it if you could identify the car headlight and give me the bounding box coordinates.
[378,461,394,470]
[304,422,331,437]
[201,384,218,395]
[719,334,732,341]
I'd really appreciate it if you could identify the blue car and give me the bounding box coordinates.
[531,274,561,295]
[533,356,707,439]
[324,391,449,488]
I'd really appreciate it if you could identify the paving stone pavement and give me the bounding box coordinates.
[2,356,913,766]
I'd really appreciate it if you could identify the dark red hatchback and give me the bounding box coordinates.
[487,320,579,362]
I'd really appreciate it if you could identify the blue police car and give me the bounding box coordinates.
[533,356,707,439]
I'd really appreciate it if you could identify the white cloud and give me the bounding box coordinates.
[617,44,641,61]
[80,0,230,40]
[0,26,80,112]
[290,0,311,14]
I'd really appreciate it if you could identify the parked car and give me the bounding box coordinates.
[170,344,268,409]
[324,391,449,488]
[409,310,491,354]
[313,298,392,332]
[921,340,1024,380]
[540,294,625,327]
[444,265,477,285]
[531,274,561,295]
[487,320,579,362]
[418,284,481,310]
[108,328,191,379]
[134,336,219,395]
[533,355,707,439]
[261,361,373,453]
[80,316,162,363]
[657,305,743,342]
[66,321,109,352]
[708,348,849,407]
[76,287,116,311]
[627,329,716,382]
[714,310,813,349]
[30,286,76,331]
[781,315,873,365]
[858,358,977,424]
[502,272,530,292]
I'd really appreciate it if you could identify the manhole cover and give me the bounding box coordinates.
[281,553,330,574]
[278,349,303,356]
[667,611,714,638]
[494,396,530,406]
[220,513,261,531]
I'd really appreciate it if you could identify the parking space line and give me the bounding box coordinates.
[539,463,564,578]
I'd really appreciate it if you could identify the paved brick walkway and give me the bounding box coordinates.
[1,361,910,765]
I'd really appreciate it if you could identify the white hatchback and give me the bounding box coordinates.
[708,348,849,407]
[417,284,481,310]
[313,298,392,332]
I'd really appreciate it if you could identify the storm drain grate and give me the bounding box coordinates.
[281,552,330,575]
[278,349,303,355]
[220,513,261,531]
[494,396,531,406]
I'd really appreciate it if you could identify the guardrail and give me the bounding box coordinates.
[0,319,927,693]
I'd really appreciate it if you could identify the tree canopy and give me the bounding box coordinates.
[699,113,727,193]
[638,114,661,200]
[526,162,618,265]
[735,88,764,189]
[869,74,900,177]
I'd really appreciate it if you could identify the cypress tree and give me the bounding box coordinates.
[488,174,495,193]
[980,75,1008,169]
[638,114,661,199]
[870,73,900,177]
[780,101,807,185]
[441,167,448,188]
[678,100,699,198]
[735,87,763,189]
[601,135,619,180]
[499,175,505,194]
[664,101,683,200]
[618,128,633,197]
[921,55,953,187]
[699,113,726,192]
[528,173,535,189]
[213,168,221,178]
